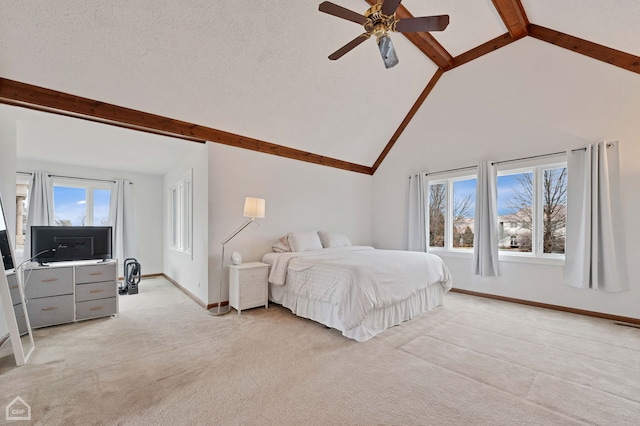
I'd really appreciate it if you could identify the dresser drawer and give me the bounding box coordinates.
[76,297,117,320]
[7,273,22,305]
[76,280,117,302]
[75,262,116,284]
[27,294,75,328]
[237,266,268,284]
[25,267,73,299]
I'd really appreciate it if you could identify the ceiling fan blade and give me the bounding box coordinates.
[318,2,369,25]
[395,15,450,32]
[328,34,370,60]
[381,0,402,17]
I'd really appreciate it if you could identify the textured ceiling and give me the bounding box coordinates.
[0,1,638,173]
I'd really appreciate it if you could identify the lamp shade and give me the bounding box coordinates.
[243,197,266,219]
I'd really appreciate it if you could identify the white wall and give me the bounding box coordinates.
[372,38,640,319]
[208,143,373,307]
[17,160,165,275]
[163,144,209,304]
[0,115,17,339]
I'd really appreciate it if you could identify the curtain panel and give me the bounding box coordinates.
[407,173,428,252]
[24,172,54,259]
[564,142,628,292]
[472,161,499,277]
[109,180,136,266]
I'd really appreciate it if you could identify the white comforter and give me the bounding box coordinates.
[267,246,452,330]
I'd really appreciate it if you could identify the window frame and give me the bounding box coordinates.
[427,171,478,254]
[51,178,112,227]
[169,169,193,257]
[496,159,567,265]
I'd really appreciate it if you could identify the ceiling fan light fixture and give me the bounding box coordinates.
[377,34,399,68]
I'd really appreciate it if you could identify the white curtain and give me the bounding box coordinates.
[473,161,499,277]
[24,172,54,259]
[407,173,428,252]
[564,142,628,292]
[109,180,136,266]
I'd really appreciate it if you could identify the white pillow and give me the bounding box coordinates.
[272,236,291,253]
[287,231,323,252]
[318,231,352,248]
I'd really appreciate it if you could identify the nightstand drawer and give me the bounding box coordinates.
[75,262,117,284]
[76,297,117,320]
[237,267,268,283]
[76,280,117,302]
[25,267,73,299]
[27,294,75,328]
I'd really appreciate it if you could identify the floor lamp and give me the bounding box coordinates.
[210,197,266,316]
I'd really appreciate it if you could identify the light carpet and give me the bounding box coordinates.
[1,277,639,425]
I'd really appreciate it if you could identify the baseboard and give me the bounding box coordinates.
[450,288,640,325]
[117,273,163,281]
[161,273,228,311]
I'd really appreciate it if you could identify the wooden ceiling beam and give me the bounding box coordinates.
[371,68,444,174]
[364,1,453,70]
[528,24,640,75]
[0,77,372,175]
[450,32,518,70]
[492,0,529,39]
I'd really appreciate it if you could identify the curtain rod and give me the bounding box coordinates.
[48,174,116,184]
[423,165,477,177]
[492,144,614,166]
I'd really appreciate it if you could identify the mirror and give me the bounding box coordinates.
[0,193,34,366]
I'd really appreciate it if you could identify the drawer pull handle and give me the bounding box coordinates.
[89,289,104,293]
[9,285,18,289]
[89,272,103,276]
[42,278,59,283]
[41,306,58,311]
[90,306,104,311]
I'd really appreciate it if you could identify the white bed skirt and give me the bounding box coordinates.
[269,283,445,342]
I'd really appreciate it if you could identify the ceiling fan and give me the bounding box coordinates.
[318,0,449,68]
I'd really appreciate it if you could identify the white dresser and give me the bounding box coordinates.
[228,262,269,314]
[24,260,118,328]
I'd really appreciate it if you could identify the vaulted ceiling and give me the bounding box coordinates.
[1,0,638,175]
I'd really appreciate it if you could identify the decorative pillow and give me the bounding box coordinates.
[272,236,291,253]
[318,231,352,248]
[287,231,323,252]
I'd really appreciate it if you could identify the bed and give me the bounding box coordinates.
[261,244,452,342]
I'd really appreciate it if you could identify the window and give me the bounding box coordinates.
[497,163,567,257]
[170,170,192,254]
[53,180,111,226]
[428,174,477,251]
[15,175,30,253]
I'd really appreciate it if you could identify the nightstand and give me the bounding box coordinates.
[228,262,269,314]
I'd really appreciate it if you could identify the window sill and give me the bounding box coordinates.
[430,249,565,266]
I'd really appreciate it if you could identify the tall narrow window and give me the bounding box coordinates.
[428,183,446,248]
[497,171,533,253]
[170,169,192,255]
[15,175,30,253]
[428,174,477,251]
[541,167,567,254]
[452,178,476,249]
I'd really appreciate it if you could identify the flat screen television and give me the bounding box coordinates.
[31,226,113,264]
